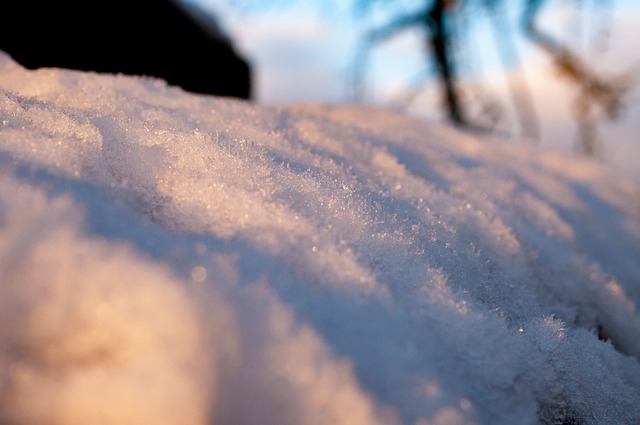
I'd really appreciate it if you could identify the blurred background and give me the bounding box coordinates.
[192,0,640,184]
[1,0,637,183]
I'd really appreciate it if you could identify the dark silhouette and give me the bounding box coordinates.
[356,0,466,127]
[0,0,252,99]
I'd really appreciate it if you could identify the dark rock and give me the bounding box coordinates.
[0,0,252,99]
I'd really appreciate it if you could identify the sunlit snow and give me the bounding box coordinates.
[1,51,639,425]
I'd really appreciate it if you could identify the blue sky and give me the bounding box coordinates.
[195,0,639,104]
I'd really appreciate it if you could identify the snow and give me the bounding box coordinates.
[1,50,639,425]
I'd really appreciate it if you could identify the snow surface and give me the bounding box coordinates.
[1,50,639,425]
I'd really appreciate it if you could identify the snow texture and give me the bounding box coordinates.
[1,50,639,425]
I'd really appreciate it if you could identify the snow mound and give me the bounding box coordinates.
[1,50,640,425]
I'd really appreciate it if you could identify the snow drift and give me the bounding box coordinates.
[0,50,639,425]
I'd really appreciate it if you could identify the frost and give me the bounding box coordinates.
[1,50,639,425]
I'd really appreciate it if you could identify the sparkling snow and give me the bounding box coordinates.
[1,50,639,425]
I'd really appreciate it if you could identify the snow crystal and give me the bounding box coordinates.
[1,50,640,425]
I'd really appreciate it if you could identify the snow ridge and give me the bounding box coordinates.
[1,51,640,425]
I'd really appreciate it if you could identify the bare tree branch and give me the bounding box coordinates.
[522,0,629,154]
